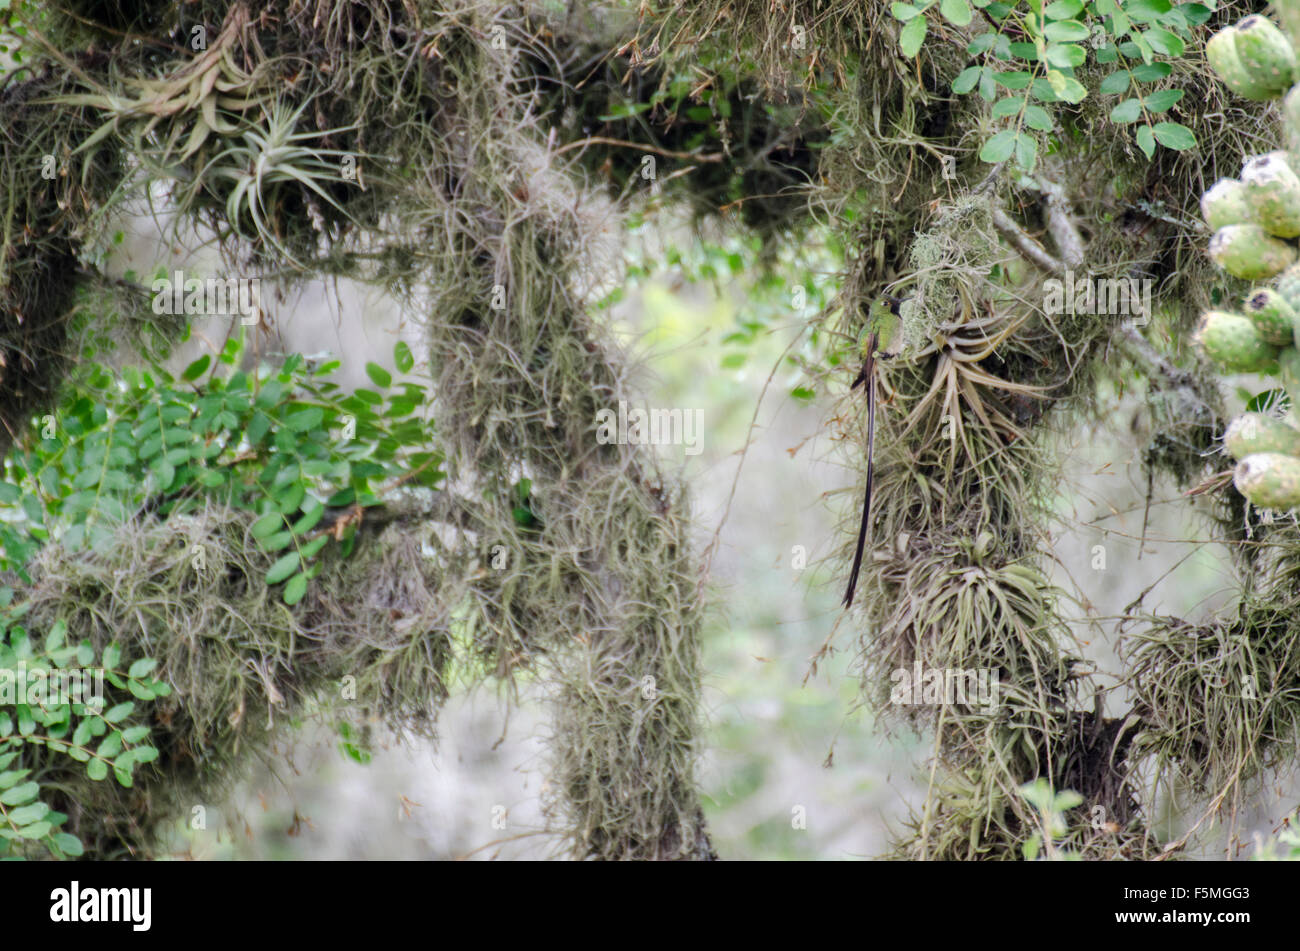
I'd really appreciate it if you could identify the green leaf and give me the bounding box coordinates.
[182,355,211,382]
[939,0,971,26]
[128,657,157,679]
[891,2,923,20]
[8,802,49,826]
[98,731,123,759]
[1142,88,1182,113]
[17,820,51,840]
[953,66,983,94]
[1144,27,1183,57]
[980,129,1018,162]
[87,758,108,781]
[45,619,66,652]
[53,832,84,856]
[247,411,272,444]
[992,96,1024,118]
[102,644,121,670]
[1020,777,1053,810]
[252,512,284,538]
[195,468,226,488]
[291,500,325,535]
[1014,132,1037,172]
[300,535,329,560]
[1124,0,1171,20]
[1023,105,1053,131]
[993,70,1032,90]
[0,781,39,805]
[277,481,306,514]
[255,380,284,409]
[1099,71,1130,95]
[266,551,301,585]
[1131,63,1172,82]
[1046,71,1086,103]
[1054,789,1084,811]
[393,341,414,373]
[262,530,293,552]
[284,407,324,432]
[1044,43,1085,68]
[1043,0,1081,17]
[1110,98,1142,124]
[103,702,134,723]
[1043,19,1088,42]
[899,14,927,57]
[1151,121,1195,150]
[1023,831,1043,861]
[283,572,308,605]
[364,363,392,388]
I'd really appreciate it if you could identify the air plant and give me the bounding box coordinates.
[184,98,363,268]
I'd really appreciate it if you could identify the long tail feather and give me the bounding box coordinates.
[843,331,878,608]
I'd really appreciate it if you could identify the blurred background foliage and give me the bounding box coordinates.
[150,215,1290,860]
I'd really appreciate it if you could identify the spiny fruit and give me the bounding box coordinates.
[1203,179,1255,230]
[1233,16,1297,95]
[1281,346,1300,409]
[1207,26,1286,100]
[1241,152,1300,238]
[1286,84,1300,135]
[1274,0,1300,57]
[1224,412,1300,458]
[1243,287,1300,345]
[1276,263,1300,313]
[1194,310,1281,371]
[1235,452,1300,509]
[1208,224,1297,279]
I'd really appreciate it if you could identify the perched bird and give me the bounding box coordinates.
[843,294,903,609]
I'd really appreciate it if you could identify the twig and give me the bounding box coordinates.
[988,203,1063,275]
[1036,175,1086,270]
[553,136,724,163]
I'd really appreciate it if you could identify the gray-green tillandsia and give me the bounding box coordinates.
[843,294,903,608]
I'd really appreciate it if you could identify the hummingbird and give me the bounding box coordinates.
[843,294,903,609]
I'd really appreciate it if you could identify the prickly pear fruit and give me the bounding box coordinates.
[1233,16,1297,94]
[1242,152,1300,238]
[1276,263,1300,314]
[1209,224,1297,279]
[1207,27,1284,100]
[1203,179,1256,230]
[1243,287,1300,345]
[1235,452,1300,509]
[1225,412,1300,458]
[1273,0,1300,55]
[1194,310,1282,371]
[1281,346,1300,409]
